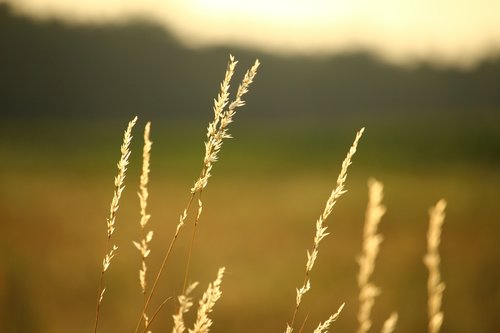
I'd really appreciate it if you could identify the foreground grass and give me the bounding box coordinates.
[0,60,499,331]
[0,158,498,332]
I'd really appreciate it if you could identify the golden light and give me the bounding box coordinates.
[7,0,500,67]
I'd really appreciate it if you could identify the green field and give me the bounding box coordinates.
[0,118,499,333]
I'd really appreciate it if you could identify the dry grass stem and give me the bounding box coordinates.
[133,122,154,329]
[297,312,310,333]
[356,178,386,333]
[135,56,259,332]
[287,128,364,333]
[424,199,447,333]
[142,297,173,333]
[94,116,138,333]
[312,303,345,333]
[189,267,225,333]
[380,313,398,333]
[191,55,260,194]
[183,56,260,290]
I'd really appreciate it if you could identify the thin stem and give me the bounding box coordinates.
[93,269,105,333]
[94,116,137,333]
[298,311,310,333]
[134,193,196,333]
[290,273,309,329]
[183,190,204,293]
[141,297,173,333]
[286,128,364,333]
[134,56,259,333]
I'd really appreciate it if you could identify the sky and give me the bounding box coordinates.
[6,0,500,68]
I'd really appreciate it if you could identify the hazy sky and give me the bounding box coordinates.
[7,0,500,67]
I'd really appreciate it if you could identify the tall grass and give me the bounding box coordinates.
[93,55,447,333]
[356,179,398,333]
[94,116,137,333]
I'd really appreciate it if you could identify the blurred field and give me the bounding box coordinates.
[0,118,499,333]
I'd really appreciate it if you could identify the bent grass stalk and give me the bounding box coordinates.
[285,127,365,333]
[94,116,138,333]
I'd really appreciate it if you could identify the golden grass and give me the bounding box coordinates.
[92,56,447,333]
[134,121,154,329]
[425,200,447,333]
[94,116,137,333]
[357,179,398,333]
[356,178,385,333]
[132,55,259,333]
[285,128,364,333]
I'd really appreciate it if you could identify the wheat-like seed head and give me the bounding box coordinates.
[134,122,154,295]
[102,245,118,273]
[312,303,345,333]
[138,122,152,228]
[322,127,365,221]
[381,312,399,333]
[305,128,365,276]
[287,128,364,333]
[305,128,365,277]
[424,199,447,333]
[358,178,385,287]
[295,280,311,308]
[172,282,199,333]
[94,116,138,333]
[356,178,386,333]
[171,57,259,312]
[191,57,260,194]
[189,267,225,333]
[106,116,138,238]
[102,116,138,276]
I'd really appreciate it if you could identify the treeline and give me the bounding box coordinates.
[1,3,500,121]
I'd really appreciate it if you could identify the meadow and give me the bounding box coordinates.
[1,103,499,333]
[1,4,500,331]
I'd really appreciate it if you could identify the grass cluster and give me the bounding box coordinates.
[93,56,446,333]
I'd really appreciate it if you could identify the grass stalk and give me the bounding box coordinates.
[93,116,137,333]
[183,56,260,291]
[356,178,385,333]
[189,267,226,333]
[286,128,364,333]
[134,122,154,329]
[424,199,447,333]
[134,55,259,332]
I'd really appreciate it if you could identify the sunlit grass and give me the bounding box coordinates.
[1,152,498,332]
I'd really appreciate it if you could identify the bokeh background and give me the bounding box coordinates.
[1,1,499,332]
